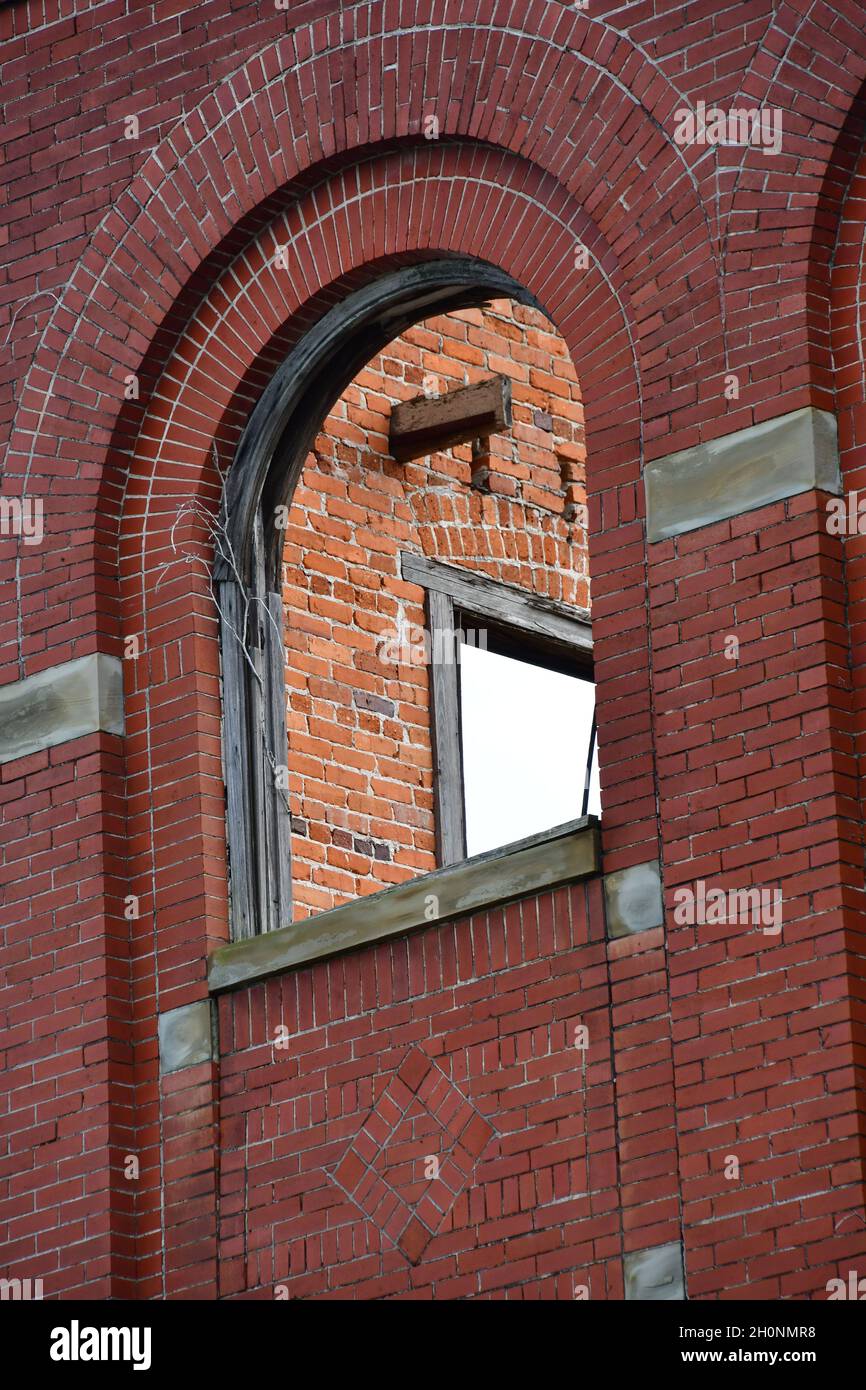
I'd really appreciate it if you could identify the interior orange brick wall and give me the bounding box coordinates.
[281,300,589,918]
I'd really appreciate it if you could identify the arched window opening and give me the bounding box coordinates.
[218,262,599,940]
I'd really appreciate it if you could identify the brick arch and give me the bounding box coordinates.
[830,128,866,851]
[724,0,866,409]
[817,55,866,878]
[832,141,866,433]
[5,4,726,681]
[120,142,664,1295]
[121,142,654,966]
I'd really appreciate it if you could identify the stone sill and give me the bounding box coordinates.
[208,816,601,994]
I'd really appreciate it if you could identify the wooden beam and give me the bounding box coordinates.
[219,579,255,940]
[426,587,466,866]
[209,820,600,992]
[400,552,593,661]
[389,374,512,461]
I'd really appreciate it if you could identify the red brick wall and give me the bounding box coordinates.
[650,491,864,1296]
[1,0,866,1302]
[217,878,632,1298]
[282,300,587,916]
[0,732,133,1298]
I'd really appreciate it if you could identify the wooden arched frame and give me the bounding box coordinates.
[218,258,542,940]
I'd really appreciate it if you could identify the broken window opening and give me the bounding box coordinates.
[216,260,596,940]
[400,552,596,863]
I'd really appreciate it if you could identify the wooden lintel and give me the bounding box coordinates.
[388,374,512,461]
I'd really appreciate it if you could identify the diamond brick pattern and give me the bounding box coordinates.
[331,1048,496,1263]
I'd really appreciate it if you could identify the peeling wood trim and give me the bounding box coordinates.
[426,587,466,865]
[400,552,592,658]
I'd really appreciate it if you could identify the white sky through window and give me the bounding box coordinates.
[458,641,600,858]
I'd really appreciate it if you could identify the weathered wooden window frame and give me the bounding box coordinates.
[216,258,544,941]
[399,552,594,866]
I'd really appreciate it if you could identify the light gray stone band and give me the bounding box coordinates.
[209,817,601,993]
[604,859,664,939]
[624,1242,686,1300]
[0,653,124,765]
[645,406,840,542]
[158,1001,214,1075]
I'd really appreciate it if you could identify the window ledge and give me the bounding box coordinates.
[208,817,601,994]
